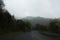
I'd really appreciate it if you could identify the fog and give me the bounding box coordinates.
[4,0,60,18]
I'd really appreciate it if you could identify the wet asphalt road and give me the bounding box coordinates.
[15,31,57,40]
[0,31,60,40]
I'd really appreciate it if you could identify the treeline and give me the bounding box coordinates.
[1,0,60,34]
[35,19,60,34]
[0,0,31,33]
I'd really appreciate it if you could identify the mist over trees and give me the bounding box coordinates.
[0,0,60,35]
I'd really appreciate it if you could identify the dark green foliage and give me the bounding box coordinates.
[0,0,32,33]
[35,24,40,30]
[24,20,32,31]
[0,0,4,9]
[35,24,48,31]
[16,20,25,32]
[16,19,32,32]
[40,25,48,31]
[0,0,17,33]
[0,10,16,32]
[49,19,60,34]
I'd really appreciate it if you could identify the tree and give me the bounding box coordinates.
[16,20,25,32]
[49,19,60,33]
[35,24,40,30]
[0,0,16,32]
[24,20,32,31]
[0,0,5,31]
[0,0,4,10]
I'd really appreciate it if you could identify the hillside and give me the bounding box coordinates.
[22,16,52,27]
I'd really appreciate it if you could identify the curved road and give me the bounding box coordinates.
[15,31,58,40]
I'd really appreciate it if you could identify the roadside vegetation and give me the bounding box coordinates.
[0,0,60,37]
[34,19,60,37]
[0,0,32,34]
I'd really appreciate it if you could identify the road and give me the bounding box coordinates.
[15,31,58,40]
[0,31,60,40]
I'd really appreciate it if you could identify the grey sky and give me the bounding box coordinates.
[4,0,60,18]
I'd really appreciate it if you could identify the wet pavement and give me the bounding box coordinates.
[0,31,60,40]
[15,31,57,40]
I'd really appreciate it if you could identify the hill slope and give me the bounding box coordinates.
[22,16,52,26]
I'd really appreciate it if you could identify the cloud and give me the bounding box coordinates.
[4,0,60,18]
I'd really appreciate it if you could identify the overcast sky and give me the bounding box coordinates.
[4,0,60,18]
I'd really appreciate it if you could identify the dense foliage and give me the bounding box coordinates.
[34,19,60,34]
[49,19,60,34]
[0,0,31,33]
